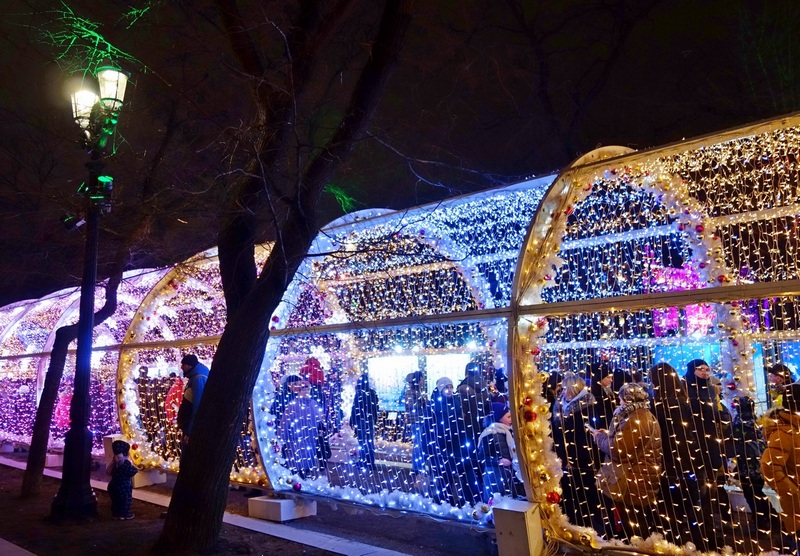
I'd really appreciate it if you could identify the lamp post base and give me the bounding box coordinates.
[51,426,97,521]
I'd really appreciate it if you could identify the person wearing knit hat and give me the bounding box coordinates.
[478,402,523,501]
[436,377,454,393]
[491,402,510,424]
[106,439,138,520]
[300,357,325,387]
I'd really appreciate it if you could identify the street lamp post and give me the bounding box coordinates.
[51,65,130,520]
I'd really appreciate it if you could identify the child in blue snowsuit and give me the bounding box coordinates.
[107,440,138,519]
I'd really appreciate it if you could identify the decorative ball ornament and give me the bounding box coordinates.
[523,409,536,422]
[480,504,489,513]
[292,481,302,492]
[546,491,560,504]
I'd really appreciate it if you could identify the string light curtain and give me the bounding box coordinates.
[514,117,800,553]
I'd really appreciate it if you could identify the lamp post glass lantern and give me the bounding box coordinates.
[51,65,129,520]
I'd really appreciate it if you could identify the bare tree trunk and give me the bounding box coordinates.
[156,0,414,551]
[20,272,121,497]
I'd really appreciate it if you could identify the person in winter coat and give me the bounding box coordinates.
[588,362,630,430]
[279,378,324,478]
[427,377,482,506]
[592,382,663,540]
[456,362,493,465]
[650,363,714,550]
[403,371,428,473]
[552,372,605,534]
[477,403,524,501]
[767,363,795,409]
[762,383,800,548]
[683,359,733,534]
[106,440,138,520]
[270,374,302,427]
[349,373,380,469]
[730,394,782,535]
[176,354,210,450]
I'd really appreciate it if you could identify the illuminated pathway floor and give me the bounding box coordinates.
[0,454,497,556]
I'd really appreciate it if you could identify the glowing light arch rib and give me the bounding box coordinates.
[117,246,271,479]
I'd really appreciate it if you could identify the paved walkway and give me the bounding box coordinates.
[0,455,410,556]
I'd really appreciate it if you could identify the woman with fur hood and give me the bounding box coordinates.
[592,382,663,539]
[762,382,800,549]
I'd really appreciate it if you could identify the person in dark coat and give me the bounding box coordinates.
[106,440,138,520]
[683,359,733,540]
[427,377,481,506]
[551,372,605,534]
[176,354,210,442]
[270,374,302,427]
[280,378,325,478]
[650,362,713,550]
[403,371,428,473]
[477,403,524,501]
[588,362,629,430]
[730,394,782,535]
[349,373,380,469]
[456,361,493,459]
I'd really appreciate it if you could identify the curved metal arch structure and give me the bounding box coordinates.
[511,114,800,551]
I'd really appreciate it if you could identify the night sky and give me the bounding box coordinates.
[0,0,798,306]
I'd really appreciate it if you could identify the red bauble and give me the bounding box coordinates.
[530,347,540,356]
[695,224,705,233]
[120,403,126,410]
[131,444,138,450]
[523,409,535,422]
[292,482,302,492]
[546,491,560,504]
[523,397,534,406]
[272,316,280,323]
